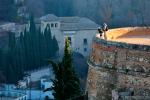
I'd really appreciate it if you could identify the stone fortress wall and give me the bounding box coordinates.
[87,27,150,100]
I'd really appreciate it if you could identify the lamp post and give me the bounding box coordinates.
[98,27,103,38]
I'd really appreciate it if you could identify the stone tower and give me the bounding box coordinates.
[87,27,150,100]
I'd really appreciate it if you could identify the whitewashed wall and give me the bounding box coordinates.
[41,21,98,57]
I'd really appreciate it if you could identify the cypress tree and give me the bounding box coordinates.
[52,36,59,57]
[0,49,3,76]
[39,30,47,66]
[62,38,81,99]
[0,50,7,82]
[29,14,37,68]
[24,27,31,70]
[0,49,2,68]
[44,24,53,58]
[36,27,42,67]
[15,33,25,80]
[19,32,26,69]
[8,32,16,49]
[0,14,59,83]
[47,37,81,100]
[46,61,64,100]
[29,14,36,34]
[5,32,16,83]
[0,14,60,83]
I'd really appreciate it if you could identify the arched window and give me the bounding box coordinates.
[55,23,58,28]
[83,38,87,45]
[51,23,54,28]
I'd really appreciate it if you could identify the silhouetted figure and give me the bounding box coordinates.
[103,23,108,31]
[103,23,108,40]
[98,27,103,37]
[97,23,109,40]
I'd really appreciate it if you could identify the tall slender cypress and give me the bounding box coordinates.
[44,24,53,58]
[47,37,81,100]
[62,38,81,99]
[52,36,59,57]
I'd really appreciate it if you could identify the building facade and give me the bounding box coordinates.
[0,84,27,100]
[39,14,99,57]
[0,22,26,37]
[0,90,27,100]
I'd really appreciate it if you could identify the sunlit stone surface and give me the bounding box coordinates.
[87,27,150,100]
[103,27,150,45]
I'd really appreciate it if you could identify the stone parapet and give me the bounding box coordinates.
[94,37,150,52]
[87,27,150,100]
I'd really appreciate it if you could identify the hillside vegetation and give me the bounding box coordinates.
[26,0,150,27]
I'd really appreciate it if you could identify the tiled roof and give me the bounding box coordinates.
[60,23,78,31]
[40,14,100,30]
[59,17,80,23]
[40,14,59,22]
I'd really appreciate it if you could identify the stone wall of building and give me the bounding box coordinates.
[87,34,150,100]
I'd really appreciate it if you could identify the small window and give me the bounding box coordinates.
[51,23,54,28]
[55,23,58,27]
[42,85,45,89]
[84,48,87,52]
[83,38,87,45]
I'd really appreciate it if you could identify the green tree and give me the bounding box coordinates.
[19,32,26,69]
[5,32,17,83]
[52,36,59,57]
[45,61,64,100]
[0,50,7,82]
[44,24,53,58]
[0,49,2,69]
[0,13,60,83]
[47,38,81,100]
[29,14,37,68]
[3,32,24,83]
[29,14,36,34]
[8,32,16,49]
[62,38,81,99]
[39,30,47,66]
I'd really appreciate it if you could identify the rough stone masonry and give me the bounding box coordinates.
[87,27,150,100]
